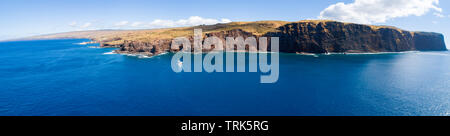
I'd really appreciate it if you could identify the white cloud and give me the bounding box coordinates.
[79,22,92,28]
[147,16,232,28]
[220,19,232,23]
[67,16,232,30]
[114,21,129,27]
[434,12,445,18]
[319,0,442,24]
[130,22,143,27]
[68,22,93,29]
[69,22,77,27]
[110,16,232,29]
[149,19,176,27]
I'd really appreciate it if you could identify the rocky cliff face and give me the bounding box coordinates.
[102,39,172,56]
[413,32,447,51]
[266,21,447,53]
[106,21,447,56]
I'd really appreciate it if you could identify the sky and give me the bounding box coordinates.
[0,0,449,48]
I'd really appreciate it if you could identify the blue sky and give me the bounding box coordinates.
[0,0,449,48]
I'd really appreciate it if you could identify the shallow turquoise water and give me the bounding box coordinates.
[0,39,449,116]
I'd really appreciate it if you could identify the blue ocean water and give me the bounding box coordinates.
[0,39,449,116]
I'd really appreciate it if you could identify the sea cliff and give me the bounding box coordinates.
[23,20,447,56]
[100,20,446,56]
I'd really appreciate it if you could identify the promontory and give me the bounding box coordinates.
[22,20,447,56]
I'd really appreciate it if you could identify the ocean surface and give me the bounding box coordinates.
[0,39,449,116]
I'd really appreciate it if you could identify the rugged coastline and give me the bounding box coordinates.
[26,20,448,56]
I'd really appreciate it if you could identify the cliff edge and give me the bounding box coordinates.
[101,20,446,56]
[22,20,447,56]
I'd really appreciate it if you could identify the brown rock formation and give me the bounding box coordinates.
[27,20,445,56]
[265,21,447,53]
[112,21,447,56]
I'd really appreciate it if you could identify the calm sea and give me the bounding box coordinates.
[0,39,449,116]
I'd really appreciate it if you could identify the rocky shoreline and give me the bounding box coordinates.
[98,21,447,57]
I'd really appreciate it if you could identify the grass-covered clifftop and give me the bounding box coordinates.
[21,20,447,56]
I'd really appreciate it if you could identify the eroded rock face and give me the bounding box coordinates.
[112,40,171,56]
[204,29,259,51]
[110,21,447,56]
[413,32,447,51]
[264,21,444,53]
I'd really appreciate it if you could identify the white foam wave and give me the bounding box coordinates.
[76,41,97,45]
[157,52,169,56]
[121,52,169,59]
[103,51,116,55]
[415,52,450,56]
[343,51,419,55]
[138,55,151,59]
[88,46,101,48]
